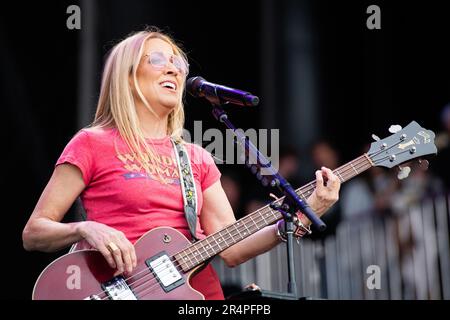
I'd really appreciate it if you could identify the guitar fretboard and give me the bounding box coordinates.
[174,154,373,272]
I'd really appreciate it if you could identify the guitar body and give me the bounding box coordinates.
[33,227,204,300]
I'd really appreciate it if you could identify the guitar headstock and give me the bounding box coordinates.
[367,121,437,170]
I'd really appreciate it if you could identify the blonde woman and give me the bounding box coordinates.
[22,27,341,300]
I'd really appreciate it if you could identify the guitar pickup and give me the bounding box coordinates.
[146,251,185,292]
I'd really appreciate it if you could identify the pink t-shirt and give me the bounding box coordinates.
[57,127,225,299]
[56,127,221,243]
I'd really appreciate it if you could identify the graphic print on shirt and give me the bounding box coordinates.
[116,151,180,185]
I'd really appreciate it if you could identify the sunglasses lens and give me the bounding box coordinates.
[149,52,188,74]
[172,56,187,74]
[149,52,166,68]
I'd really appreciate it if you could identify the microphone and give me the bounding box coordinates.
[186,76,259,107]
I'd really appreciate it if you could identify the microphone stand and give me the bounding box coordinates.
[209,102,327,300]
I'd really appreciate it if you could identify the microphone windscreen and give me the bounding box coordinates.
[186,76,205,97]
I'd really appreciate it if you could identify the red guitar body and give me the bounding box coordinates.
[33,227,204,300]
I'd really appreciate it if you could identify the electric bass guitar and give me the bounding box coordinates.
[32,121,437,300]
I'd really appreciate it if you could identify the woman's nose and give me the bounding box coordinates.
[164,60,179,75]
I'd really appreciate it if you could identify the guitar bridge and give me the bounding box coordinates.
[146,251,185,292]
[101,276,137,300]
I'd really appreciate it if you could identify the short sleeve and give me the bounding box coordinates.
[196,146,221,191]
[56,130,95,186]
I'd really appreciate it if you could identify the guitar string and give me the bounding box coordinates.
[99,141,419,299]
[129,154,370,282]
[120,157,374,299]
[92,156,372,299]
[370,149,417,164]
[93,143,413,298]
[90,156,373,299]
[367,138,407,160]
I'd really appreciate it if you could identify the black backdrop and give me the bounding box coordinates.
[1,0,449,299]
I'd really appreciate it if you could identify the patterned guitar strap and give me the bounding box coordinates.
[171,139,199,243]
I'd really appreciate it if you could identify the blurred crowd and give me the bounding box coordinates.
[219,105,450,241]
[217,106,450,299]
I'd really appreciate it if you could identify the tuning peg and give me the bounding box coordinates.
[389,125,403,134]
[372,134,380,141]
[269,193,280,201]
[397,165,411,180]
[418,159,429,171]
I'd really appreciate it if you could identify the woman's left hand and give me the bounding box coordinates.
[306,166,341,218]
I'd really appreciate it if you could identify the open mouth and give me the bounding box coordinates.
[160,81,177,91]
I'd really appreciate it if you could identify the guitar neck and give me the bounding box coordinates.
[174,154,374,272]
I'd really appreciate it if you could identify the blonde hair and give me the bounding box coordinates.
[91,27,188,178]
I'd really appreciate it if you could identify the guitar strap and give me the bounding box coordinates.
[171,138,199,243]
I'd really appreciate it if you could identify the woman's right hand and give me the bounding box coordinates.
[76,221,137,276]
